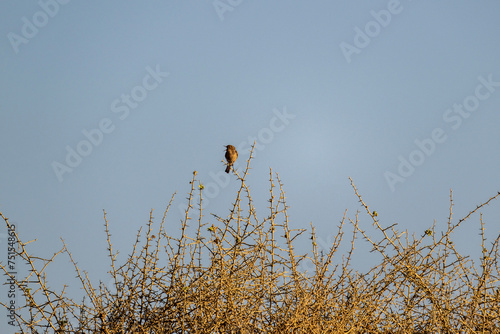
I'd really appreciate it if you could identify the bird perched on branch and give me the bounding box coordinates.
[225,145,238,173]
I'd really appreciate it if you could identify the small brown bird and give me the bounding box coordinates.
[225,145,238,173]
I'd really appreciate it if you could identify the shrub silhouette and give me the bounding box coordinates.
[1,145,500,333]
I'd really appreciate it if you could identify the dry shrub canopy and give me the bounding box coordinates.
[1,146,499,332]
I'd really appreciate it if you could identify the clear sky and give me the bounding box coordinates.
[1,1,500,328]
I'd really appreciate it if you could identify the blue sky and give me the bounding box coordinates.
[1,1,500,328]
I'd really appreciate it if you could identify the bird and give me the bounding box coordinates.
[225,145,238,173]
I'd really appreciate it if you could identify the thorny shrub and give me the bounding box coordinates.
[1,146,500,333]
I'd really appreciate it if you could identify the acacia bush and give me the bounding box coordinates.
[1,147,500,333]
